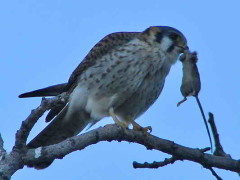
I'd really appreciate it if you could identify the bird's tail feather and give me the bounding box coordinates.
[27,103,91,169]
[19,83,67,98]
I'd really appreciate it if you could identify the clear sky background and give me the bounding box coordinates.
[1,0,240,179]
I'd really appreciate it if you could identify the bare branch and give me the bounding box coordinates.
[23,124,240,173]
[0,95,68,179]
[0,133,6,157]
[207,167,223,180]
[0,134,4,151]
[208,113,230,158]
[133,156,180,169]
[14,94,68,150]
[133,147,210,169]
[1,96,239,179]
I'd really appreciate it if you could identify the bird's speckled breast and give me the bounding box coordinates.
[71,38,175,120]
[116,60,172,122]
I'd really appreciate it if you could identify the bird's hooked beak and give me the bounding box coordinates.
[176,45,189,53]
[179,47,192,62]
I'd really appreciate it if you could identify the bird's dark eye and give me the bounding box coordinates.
[169,33,179,40]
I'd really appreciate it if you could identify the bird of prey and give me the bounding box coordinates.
[19,26,188,168]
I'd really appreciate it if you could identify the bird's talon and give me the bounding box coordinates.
[141,126,152,135]
[133,124,152,135]
[146,126,152,133]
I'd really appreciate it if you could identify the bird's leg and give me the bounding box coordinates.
[109,108,128,130]
[177,97,187,107]
[127,116,152,135]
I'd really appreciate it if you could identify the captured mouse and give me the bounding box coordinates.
[177,51,213,151]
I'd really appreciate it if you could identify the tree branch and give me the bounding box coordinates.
[0,133,6,160]
[0,134,5,153]
[0,95,67,179]
[133,155,181,169]
[208,112,230,158]
[133,147,210,169]
[1,96,240,179]
[14,94,68,150]
[23,124,240,173]
[207,167,223,180]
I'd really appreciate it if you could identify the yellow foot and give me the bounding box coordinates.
[131,121,152,136]
[109,108,128,132]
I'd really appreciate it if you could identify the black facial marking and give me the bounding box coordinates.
[167,44,175,52]
[169,33,179,41]
[155,32,163,43]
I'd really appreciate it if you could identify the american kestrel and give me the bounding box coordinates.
[19,26,188,168]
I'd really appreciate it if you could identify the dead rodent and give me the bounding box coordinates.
[178,51,200,104]
[177,51,213,151]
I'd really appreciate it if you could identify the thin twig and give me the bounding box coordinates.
[0,133,6,156]
[133,147,210,169]
[208,113,230,157]
[208,167,223,180]
[133,156,180,169]
[0,134,4,150]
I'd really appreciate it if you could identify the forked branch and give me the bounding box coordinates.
[0,96,239,180]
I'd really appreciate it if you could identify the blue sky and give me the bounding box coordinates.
[1,0,240,179]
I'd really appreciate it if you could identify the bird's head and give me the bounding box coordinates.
[142,26,188,55]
